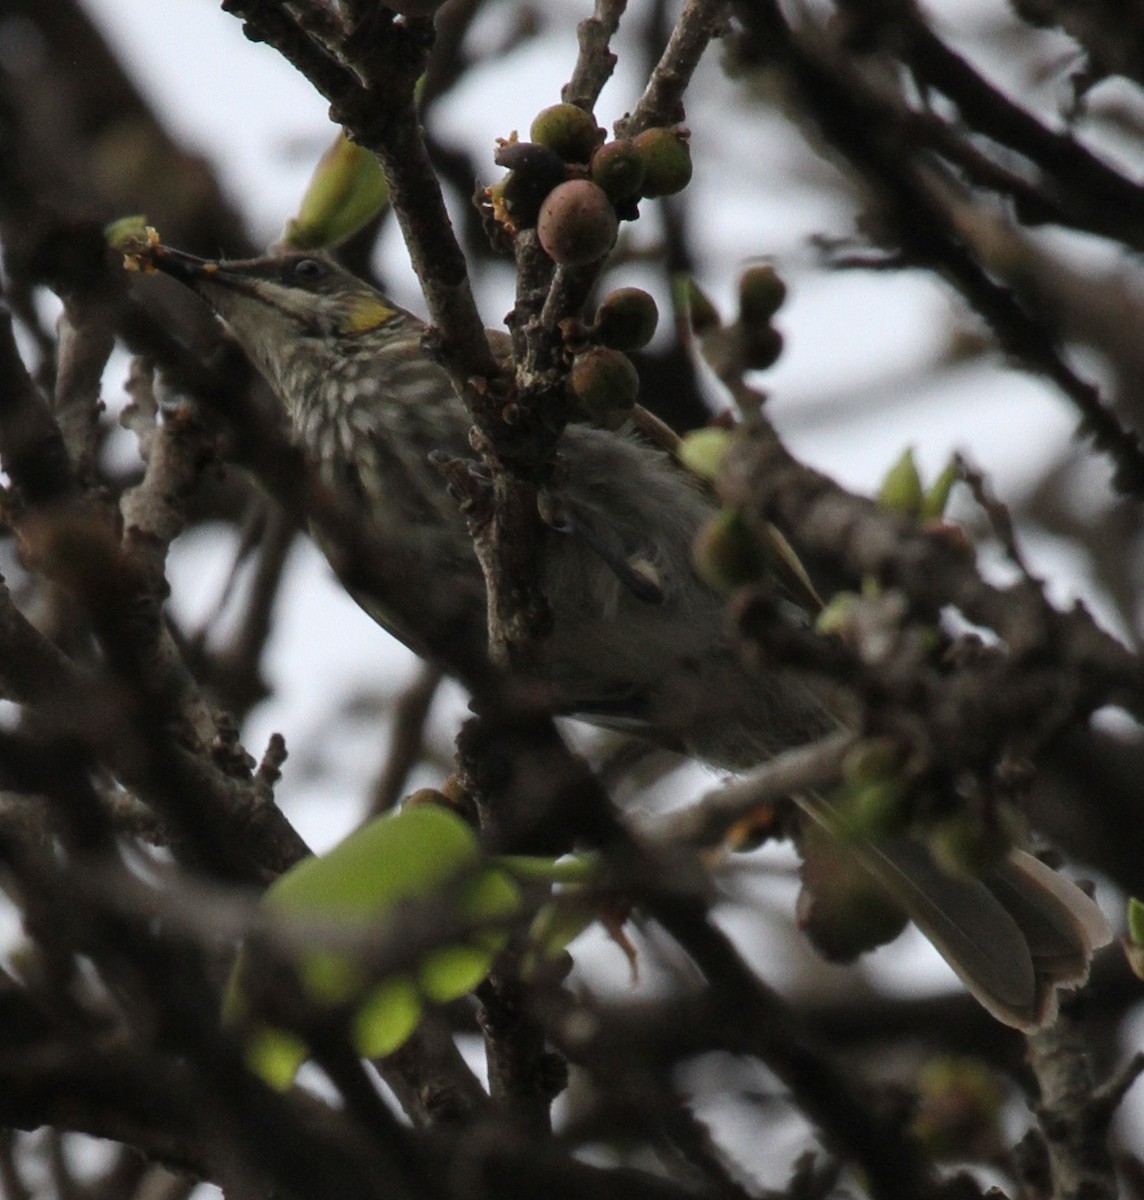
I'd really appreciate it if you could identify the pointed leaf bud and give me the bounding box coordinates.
[921,459,960,521]
[285,133,389,251]
[877,447,924,516]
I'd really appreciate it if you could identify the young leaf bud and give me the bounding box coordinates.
[835,777,911,841]
[286,132,389,250]
[632,128,693,197]
[921,459,959,521]
[815,591,860,638]
[537,180,618,266]
[530,103,603,164]
[105,214,154,257]
[737,267,787,371]
[877,447,924,516]
[594,287,659,350]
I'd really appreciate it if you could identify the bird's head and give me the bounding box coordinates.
[153,247,408,398]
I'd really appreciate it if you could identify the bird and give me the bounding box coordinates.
[146,244,1110,1031]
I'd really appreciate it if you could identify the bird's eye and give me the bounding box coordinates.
[293,258,326,280]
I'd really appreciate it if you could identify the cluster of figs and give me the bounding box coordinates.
[489,104,693,422]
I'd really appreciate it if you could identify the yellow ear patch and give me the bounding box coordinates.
[340,295,395,334]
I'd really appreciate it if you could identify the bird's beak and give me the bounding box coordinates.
[152,246,262,302]
[151,244,222,286]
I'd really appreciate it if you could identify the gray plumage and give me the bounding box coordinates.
[152,246,1110,1030]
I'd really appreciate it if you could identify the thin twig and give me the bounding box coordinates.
[562,896,958,1200]
[52,295,114,482]
[644,730,855,847]
[957,453,1033,578]
[563,0,629,111]
[120,370,230,751]
[727,1,1144,498]
[221,0,498,387]
[1027,998,1140,1200]
[209,504,297,720]
[368,664,445,817]
[618,0,729,137]
[850,0,1144,249]
[720,419,1144,730]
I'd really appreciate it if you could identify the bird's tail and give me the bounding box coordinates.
[796,791,1112,1030]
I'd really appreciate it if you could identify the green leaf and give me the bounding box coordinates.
[298,949,366,1003]
[284,131,389,251]
[525,898,597,967]
[496,853,601,886]
[417,866,521,1002]
[877,447,923,516]
[265,804,483,919]
[921,459,959,521]
[352,976,423,1059]
[259,807,492,1020]
[460,865,522,930]
[1129,897,1144,946]
[418,944,497,1004]
[227,805,526,1085]
[245,1027,309,1092]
